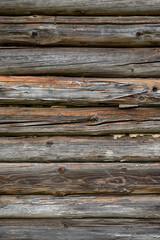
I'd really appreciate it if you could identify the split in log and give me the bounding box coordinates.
[1,48,160,77]
[0,195,159,218]
[0,0,160,16]
[1,17,160,46]
[0,76,160,106]
[0,162,159,194]
[0,219,160,240]
[1,107,160,136]
[0,136,160,163]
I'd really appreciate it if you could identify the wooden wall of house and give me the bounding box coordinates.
[0,1,160,239]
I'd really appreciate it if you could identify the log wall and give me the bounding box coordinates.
[1,48,160,77]
[1,17,160,47]
[0,1,160,239]
[0,0,159,16]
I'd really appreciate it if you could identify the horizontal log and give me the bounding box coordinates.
[0,219,160,240]
[1,107,160,136]
[0,0,160,16]
[1,48,160,77]
[0,163,159,194]
[0,136,160,163]
[1,17,160,46]
[0,77,160,106]
[0,195,159,218]
[1,16,160,24]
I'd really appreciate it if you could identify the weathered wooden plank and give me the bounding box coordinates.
[1,16,160,24]
[0,136,160,163]
[56,16,160,24]
[1,48,160,77]
[0,195,159,218]
[1,107,160,136]
[1,18,160,46]
[0,219,160,240]
[0,0,160,16]
[0,77,160,106]
[0,163,159,194]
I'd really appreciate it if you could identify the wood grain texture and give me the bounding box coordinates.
[1,107,160,136]
[0,219,160,240]
[0,195,159,218]
[0,76,160,106]
[0,135,160,163]
[0,0,160,16]
[1,16,160,24]
[1,48,160,77]
[0,163,159,194]
[1,17,160,46]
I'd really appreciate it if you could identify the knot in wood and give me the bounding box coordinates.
[58,167,65,173]
[122,167,127,172]
[139,95,145,101]
[152,86,158,92]
[46,141,53,147]
[63,222,69,228]
[136,32,143,37]
[32,32,37,37]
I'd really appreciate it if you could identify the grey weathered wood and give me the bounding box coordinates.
[0,163,159,194]
[0,77,160,106]
[0,219,160,240]
[1,17,160,46]
[0,195,159,218]
[0,0,160,16]
[1,107,160,136]
[1,48,160,77]
[1,16,160,24]
[0,136,160,163]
